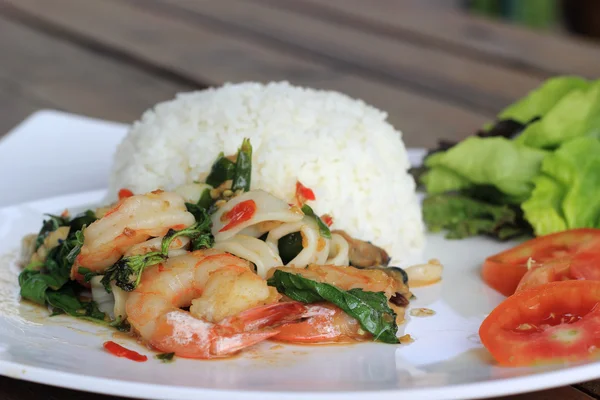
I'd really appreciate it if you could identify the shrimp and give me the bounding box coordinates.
[126,249,305,358]
[268,265,410,343]
[72,190,195,279]
[274,303,365,343]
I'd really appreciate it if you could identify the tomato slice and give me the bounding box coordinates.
[482,229,600,296]
[479,280,600,366]
[516,259,573,293]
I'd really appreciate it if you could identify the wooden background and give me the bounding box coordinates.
[1,0,600,399]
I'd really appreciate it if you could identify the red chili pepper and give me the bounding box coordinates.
[103,341,147,362]
[118,188,134,200]
[295,181,316,205]
[321,214,334,227]
[219,200,257,232]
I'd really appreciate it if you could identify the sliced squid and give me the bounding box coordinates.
[326,233,350,266]
[213,234,283,278]
[266,217,329,268]
[212,190,303,242]
[90,277,130,320]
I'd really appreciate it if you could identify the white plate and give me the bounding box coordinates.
[2,111,600,400]
[0,110,127,207]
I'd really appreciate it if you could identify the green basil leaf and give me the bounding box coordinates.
[277,232,303,264]
[35,214,69,250]
[155,352,175,363]
[205,153,235,188]
[301,204,331,239]
[232,138,252,192]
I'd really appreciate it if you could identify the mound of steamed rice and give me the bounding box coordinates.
[108,82,424,260]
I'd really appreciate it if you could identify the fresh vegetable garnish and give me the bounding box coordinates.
[423,193,526,240]
[102,218,214,292]
[118,188,134,200]
[522,137,600,236]
[482,228,600,296]
[416,76,600,240]
[295,181,315,205]
[219,199,257,232]
[516,258,572,293]
[267,270,398,344]
[205,152,235,188]
[479,280,600,366]
[232,138,252,192]
[422,137,547,203]
[301,204,331,239]
[103,341,148,362]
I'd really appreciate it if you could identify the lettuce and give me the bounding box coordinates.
[497,76,589,124]
[422,194,527,239]
[517,81,600,149]
[522,137,600,235]
[422,137,546,203]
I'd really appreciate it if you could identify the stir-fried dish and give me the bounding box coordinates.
[19,139,437,360]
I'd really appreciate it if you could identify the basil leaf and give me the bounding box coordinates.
[205,152,235,188]
[301,204,331,239]
[35,214,69,250]
[19,271,63,305]
[155,352,175,363]
[267,270,399,344]
[277,232,303,264]
[69,210,97,232]
[46,285,105,321]
[232,138,252,192]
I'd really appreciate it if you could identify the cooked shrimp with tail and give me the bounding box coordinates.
[126,249,306,358]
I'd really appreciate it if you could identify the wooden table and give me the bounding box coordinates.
[1,0,600,399]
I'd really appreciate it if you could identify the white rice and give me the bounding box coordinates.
[108,82,424,260]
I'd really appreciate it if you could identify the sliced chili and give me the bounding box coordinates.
[103,341,147,362]
[118,188,134,200]
[219,200,257,232]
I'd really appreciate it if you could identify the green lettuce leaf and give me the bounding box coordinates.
[517,81,600,149]
[522,137,600,235]
[422,193,528,239]
[423,137,546,203]
[420,167,472,195]
[521,175,567,236]
[498,76,589,124]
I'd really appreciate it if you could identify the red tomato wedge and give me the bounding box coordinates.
[479,280,600,366]
[516,259,573,293]
[482,229,600,296]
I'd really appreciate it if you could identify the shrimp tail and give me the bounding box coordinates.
[212,330,280,356]
[272,304,361,343]
[221,301,307,332]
